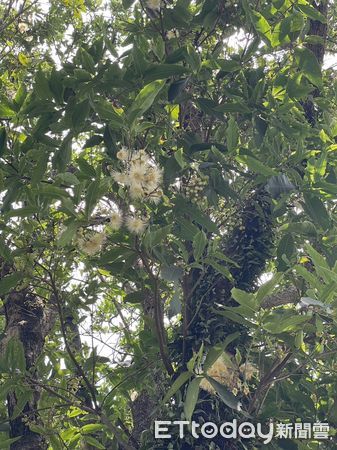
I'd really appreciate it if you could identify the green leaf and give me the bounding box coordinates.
[124,291,144,304]
[31,150,49,184]
[93,100,124,129]
[80,423,104,434]
[205,258,233,281]
[294,264,321,291]
[79,48,95,73]
[203,332,240,371]
[53,136,72,172]
[174,148,185,168]
[57,172,80,186]
[0,272,24,296]
[251,11,272,46]
[186,44,201,72]
[143,224,172,249]
[74,68,92,81]
[237,154,277,176]
[263,312,309,334]
[174,197,218,233]
[231,288,257,311]
[294,47,322,88]
[49,69,64,104]
[0,103,15,118]
[197,98,224,118]
[184,377,202,422]
[277,233,295,271]
[35,70,53,99]
[83,436,105,449]
[217,59,241,73]
[0,239,11,261]
[193,230,207,261]
[216,308,255,327]
[161,265,184,282]
[287,73,314,99]
[83,135,103,148]
[77,158,96,178]
[256,273,283,304]
[205,375,242,411]
[163,371,192,403]
[57,222,78,247]
[128,80,165,123]
[4,338,26,373]
[34,185,69,200]
[226,116,239,152]
[11,389,32,419]
[144,64,187,82]
[0,127,7,157]
[303,193,330,229]
[85,180,100,217]
[0,437,21,448]
[48,435,63,450]
[72,99,90,129]
[6,207,39,218]
[298,4,326,23]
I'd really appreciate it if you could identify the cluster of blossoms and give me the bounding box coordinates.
[18,22,29,33]
[77,231,106,256]
[183,171,209,209]
[77,214,149,256]
[76,148,163,256]
[200,353,257,396]
[111,148,163,205]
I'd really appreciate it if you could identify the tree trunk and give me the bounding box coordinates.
[1,290,56,450]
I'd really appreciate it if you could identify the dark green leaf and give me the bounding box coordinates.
[294,47,322,88]
[0,272,24,296]
[144,64,187,82]
[0,127,7,157]
[128,80,165,123]
[184,378,202,422]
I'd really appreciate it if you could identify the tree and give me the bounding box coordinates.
[0,0,337,449]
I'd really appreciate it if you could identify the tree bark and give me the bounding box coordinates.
[1,289,56,450]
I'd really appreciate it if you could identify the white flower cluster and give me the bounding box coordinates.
[76,148,163,257]
[18,22,29,33]
[77,213,149,256]
[78,232,106,256]
[111,148,163,205]
[200,354,257,396]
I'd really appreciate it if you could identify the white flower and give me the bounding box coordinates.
[110,212,123,230]
[111,170,129,184]
[78,232,106,255]
[166,30,176,40]
[129,184,145,200]
[145,0,161,10]
[129,161,147,185]
[116,148,129,160]
[239,362,257,381]
[126,217,148,234]
[137,149,149,163]
[18,22,28,33]
[145,166,162,187]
